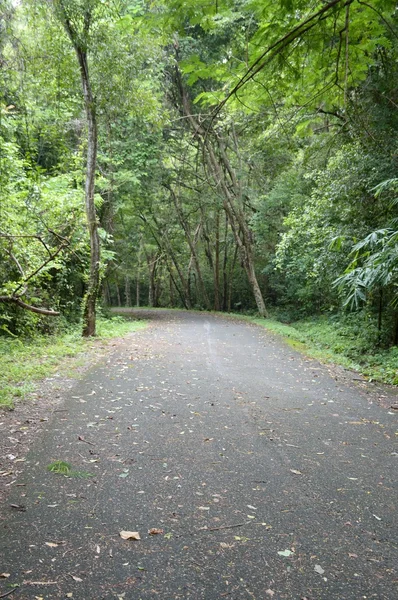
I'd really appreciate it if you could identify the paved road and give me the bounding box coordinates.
[1,311,397,599]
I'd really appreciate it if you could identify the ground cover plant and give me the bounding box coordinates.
[0,316,147,409]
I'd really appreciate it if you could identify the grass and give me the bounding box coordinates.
[47,460,93,478]
[0,316,147,409]
[241,314,398,385]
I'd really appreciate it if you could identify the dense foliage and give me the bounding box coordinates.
[1,0,398,377]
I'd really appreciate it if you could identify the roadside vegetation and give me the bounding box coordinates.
[0,316,147,409]
[243,313,398,386]
[1,1,397,393]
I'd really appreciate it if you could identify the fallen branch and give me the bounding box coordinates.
[0,296,60,316]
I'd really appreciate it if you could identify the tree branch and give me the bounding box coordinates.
[211,0,354,120]
[0,296,60,316]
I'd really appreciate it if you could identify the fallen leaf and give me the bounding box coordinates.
[70,575,83,582]
[45,542,59,548]
[120,530,141,540]
[0,573,10,578]
[66,594,73,598]
[314,564,325,575]
[278,549,294,557]
[265,590,275,597]
[220,542,234,549]
[148,528,164,535]
[290,469,303,475]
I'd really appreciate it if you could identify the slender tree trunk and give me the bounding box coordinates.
[116,282,121,307]
[103,281,111,306]
[80,56,100,336]
[168,186,211,309]
[125,275,131,307]
[169,272,175,307]
[58,4,100,336]
[136,278,140,307]
[222,213,229,311]
[214,208,221,311]
[147,254,156,308]
[174,67,267,317]
[154,266,161,307]
[150,216,191,308]
[136,236,143,307]
[228,242,239,312]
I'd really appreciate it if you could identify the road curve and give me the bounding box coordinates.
[1,310,397,599]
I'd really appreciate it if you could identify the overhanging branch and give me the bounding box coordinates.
[0,296,60,316]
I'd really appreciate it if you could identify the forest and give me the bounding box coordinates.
[1,0,398,390]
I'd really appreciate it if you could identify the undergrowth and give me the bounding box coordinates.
[245,313,398,385]
[0,316,147,409]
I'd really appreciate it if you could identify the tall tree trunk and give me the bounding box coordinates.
[214,208,221,311]
[222,213,229,311]
[116,282,121,307]
[136,277,140,307]
[80,58,100,336]
[174,67,267,317]
[58,4,100,336]
[103,281,111,306]
[125,275,131,307]
[136,236,143,307]
[228,242,239,312]
[169,272,175,307]
[168,186,211,309]
[146,253,157,308]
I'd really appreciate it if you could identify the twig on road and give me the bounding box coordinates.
[0,588,19,599]
[78,436,95,446]
[204,521,252,532]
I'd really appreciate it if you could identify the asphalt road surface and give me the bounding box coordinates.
[1,310,397,599]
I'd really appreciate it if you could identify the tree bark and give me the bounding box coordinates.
[116,282,121,307]
[168,186,211,309]
[214,208,221,311]
[174,66,268,317]
[125,275,131,307]
[57,3,100,336]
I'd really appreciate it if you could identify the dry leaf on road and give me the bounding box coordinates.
[120,530,141,540]
[148,528,164,535]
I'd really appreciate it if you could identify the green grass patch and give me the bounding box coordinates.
[235,314,398,385]
[0,316,147,409]
[47,460,93,478]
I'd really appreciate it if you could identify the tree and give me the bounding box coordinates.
[52,0,101,336]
